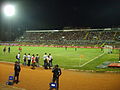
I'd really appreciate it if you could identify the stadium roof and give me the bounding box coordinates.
[26,28,120,33]
[26,30,59,32]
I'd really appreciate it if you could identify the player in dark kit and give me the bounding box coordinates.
[101,45,104,52]
[3,47,6,53]
[14,61,21,84]
[8,47,10,53]
[51,65,62,90]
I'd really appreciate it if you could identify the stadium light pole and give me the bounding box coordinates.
[2,4,15,41]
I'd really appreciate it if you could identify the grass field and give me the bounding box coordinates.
[0,45,120,71]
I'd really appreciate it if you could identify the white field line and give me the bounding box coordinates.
[0,53,105,68]
[0,61,15,64]
[79,53,105,67]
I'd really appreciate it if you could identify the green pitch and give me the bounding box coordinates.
[0,45,119,71]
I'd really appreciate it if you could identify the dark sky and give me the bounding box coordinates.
[1,0,120,29]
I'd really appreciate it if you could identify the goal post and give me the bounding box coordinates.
[104,45,113,54]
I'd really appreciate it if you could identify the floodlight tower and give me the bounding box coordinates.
[2,4,15,41]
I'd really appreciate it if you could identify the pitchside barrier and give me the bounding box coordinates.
[0,43,120,49]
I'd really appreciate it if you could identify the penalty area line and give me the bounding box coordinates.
[79,53,105,67]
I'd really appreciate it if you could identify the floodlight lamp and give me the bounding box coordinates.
[62,36,65,39]
[3,4,15,16]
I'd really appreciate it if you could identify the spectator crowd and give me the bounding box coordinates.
[17,30,120,45]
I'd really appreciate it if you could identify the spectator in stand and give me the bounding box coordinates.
[17,30,119,45]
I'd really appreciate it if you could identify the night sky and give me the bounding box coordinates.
[1,0,120,29]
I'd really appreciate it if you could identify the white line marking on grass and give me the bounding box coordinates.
[0,61,15,64]
[79,53,105,67]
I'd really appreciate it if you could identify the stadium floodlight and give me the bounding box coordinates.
[3,4,15,16]
[62,36,65,39]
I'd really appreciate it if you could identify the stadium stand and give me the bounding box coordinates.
[16,28,120,46]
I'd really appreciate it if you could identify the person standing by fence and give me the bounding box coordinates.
[43,53,48,69]
[16,53,20,63]
[31,54,36,69]
[49,54,53,67]
[51,65,62,90]
[23,53,27,66]
[35,54,40,67]
[27,53,31,66]
[14,61,21,84]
